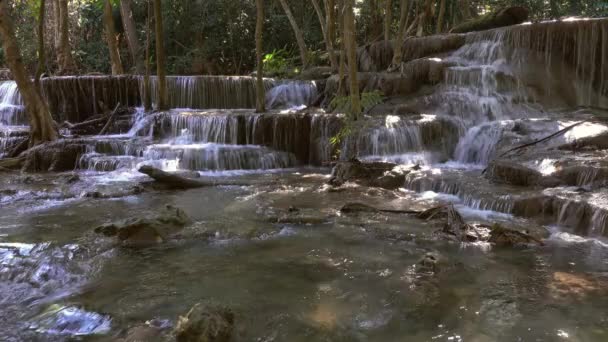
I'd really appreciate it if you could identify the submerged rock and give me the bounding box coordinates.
[488,224,544,247]
[174,302,235,342]
[94,205,190,246]
[328,159,408,190]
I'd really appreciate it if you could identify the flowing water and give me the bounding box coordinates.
[2,19,608,341]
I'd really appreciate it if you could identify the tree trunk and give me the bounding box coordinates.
[153,0,168,110]
[416,0,433,37]
[384,0,393,42]
[436,0,446,33]
[103,0,124,75]
[312,0,337,70]
[337,0,346,96]
[56,0,76,74]
[0,1,57,147]
[120,0,143,74]
[278,0,308,69]
[325,0,338,71]
[460,0,471,20]
[390,0,410,69]
[52,0,60,52]
[35,0,46,89]
[143,0,152,111]
[344,0,360,118]
[255,0,265,113]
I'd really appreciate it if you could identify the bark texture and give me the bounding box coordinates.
[56,0,76,74]
[390,0,411,69]
[325,0,338,71]
[103,0,124,75]
[120,0,143,74]
[35,0,46,89]
[384,0,393,42]
[0,1,57,146]
[312,0,337,70]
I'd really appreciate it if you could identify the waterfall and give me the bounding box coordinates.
[144,76,317,110]
[453,121,512,165]
[0,81,25,126]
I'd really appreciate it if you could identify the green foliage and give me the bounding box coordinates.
[263,48,299,77]
[329,91,385,115]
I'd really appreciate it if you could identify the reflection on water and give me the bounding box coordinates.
[1,170,608,341]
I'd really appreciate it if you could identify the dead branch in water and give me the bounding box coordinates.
[499,120,589,157]
[138,165,261,189]
[98,103,121,135]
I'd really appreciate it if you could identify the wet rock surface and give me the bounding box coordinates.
[95,205,191,246]
[175,303,235,342]
[328,160,408,190]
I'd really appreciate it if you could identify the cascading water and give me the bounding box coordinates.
[0,81,25,126]
[145,76,318,110]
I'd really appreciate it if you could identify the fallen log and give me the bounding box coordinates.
[450,6,528,34]
[138,165,259,189]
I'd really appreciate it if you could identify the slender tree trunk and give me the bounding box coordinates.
[153,0,167,110]
[143,0,152,111]
[325,0,338,72]
[436,0,446,33]
[56,0,76,74]
[460,0,471,20]
[416,0,433,37]
[390,0,410,70]
[384,0,393,42]
[35,0,46,89]
[255,0,265,112]
[344,0,360,118]
[312,0,337,70]
[120,0,143,74]
[103,0,124,74]
[0,1,57,147]
[278,0,308,69]
[337,0,346,96]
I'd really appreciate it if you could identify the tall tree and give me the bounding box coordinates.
[390,0,411,70]
[436,0,446,33]
[120,0,143,74]
[35,0,46,89]
[277,0,308,69]
[344,0,360,118]
[143,0,152,111]
[56,0,76,74]
[325,0,338,71]
[255,0,265,112]
[153,0,168,110]
[384,0,393,42]
[103,0,124,74]
[311,0,337,70]
[337,0,346,96]
[0,0,57,146]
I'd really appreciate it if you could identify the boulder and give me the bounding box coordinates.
[485,160,561,187]
[175,303,235,342]
[22,142,87,172]
[94,205,190,246]
[328,159,407,190]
